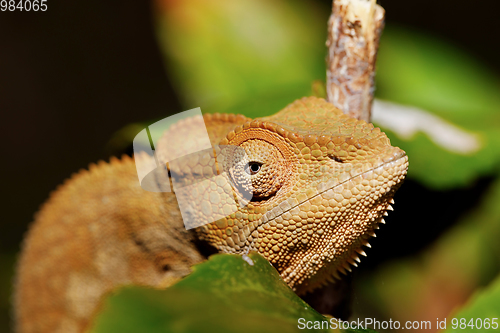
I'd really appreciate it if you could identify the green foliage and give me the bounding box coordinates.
[377,28,500,120]
[156,0,327,119]
[355,171,500,329]
[376,27,500,189]
[444,275,500,333]
[91,253,374,333]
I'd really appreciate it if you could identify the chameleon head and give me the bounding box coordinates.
[165,97,408,294]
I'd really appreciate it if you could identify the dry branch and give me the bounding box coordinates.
[326,0,385,122]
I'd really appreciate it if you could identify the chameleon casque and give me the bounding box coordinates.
[15,96,408,333]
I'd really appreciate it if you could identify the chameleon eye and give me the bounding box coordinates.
[245,162,262,175]
[227,139,287,201]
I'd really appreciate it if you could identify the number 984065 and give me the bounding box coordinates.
[451,318,498,330]
[1,0,47,11]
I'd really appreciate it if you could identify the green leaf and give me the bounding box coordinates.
[91,253,364,333]
[375,26,500,188]
[443,274,500,333]
[376,27,500,121]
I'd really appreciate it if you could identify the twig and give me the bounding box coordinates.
[326,0,385,122]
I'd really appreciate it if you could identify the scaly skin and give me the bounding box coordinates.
[15,96,408,333]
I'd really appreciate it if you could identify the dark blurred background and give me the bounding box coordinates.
[1,0,499,331]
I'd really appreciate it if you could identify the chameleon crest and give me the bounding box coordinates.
[158,96,408,293]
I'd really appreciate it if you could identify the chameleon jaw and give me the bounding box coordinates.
[275,153,408,294]
[284,195,400,295]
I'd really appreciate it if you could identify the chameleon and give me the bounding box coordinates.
[14,96,408,333]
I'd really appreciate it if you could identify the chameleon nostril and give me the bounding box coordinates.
[328,154,344,163]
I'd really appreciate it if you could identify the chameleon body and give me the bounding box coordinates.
[14,97,408,333]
